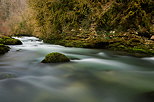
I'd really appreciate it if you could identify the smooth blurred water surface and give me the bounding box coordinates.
[0,37,154,102]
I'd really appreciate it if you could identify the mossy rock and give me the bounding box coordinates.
[105,33,154,57]
[0,73,16,80]
[0,36,22,45]
[41,52,70,63]
[0,44,10,54]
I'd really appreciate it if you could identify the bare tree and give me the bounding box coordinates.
[0,0,27,35]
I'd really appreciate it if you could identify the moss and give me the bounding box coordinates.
[0,44,10,54]
[0,36,22,45]
[63,40,88,48]
[105,33,154,57]
[41,52,70,63]
[131,48,147,53]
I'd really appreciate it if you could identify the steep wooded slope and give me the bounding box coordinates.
[28,0,154,41]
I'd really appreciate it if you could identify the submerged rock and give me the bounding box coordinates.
[0,73,16,80]
[0,36,22,45]
[41,52,70,63]
[0,44,10,54]
[134,91,154,102]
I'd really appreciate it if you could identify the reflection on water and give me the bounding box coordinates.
[0,37,154,102]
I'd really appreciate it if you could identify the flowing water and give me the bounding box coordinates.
[0,37,154,102]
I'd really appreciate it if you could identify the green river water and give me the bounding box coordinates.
[0,37,154,102]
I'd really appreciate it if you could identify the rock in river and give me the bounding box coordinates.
[0,72,16,80]
[0,44,10,54]
[41,52,70,63]
[0,36,22,45]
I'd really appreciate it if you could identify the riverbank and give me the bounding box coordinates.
[27,0,154,57]
[43,32,154,57]
[1,32,153,57]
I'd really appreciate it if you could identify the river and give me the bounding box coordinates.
[0,37,154,102]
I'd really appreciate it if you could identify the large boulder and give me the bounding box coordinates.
[0,44,10,54]
[41,52,70,63]
[0,36,22,45]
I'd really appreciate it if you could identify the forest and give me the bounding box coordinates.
[27,0,154,57]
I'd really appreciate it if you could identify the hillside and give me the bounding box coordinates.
[27,0,154,57]
[28,0,153,39]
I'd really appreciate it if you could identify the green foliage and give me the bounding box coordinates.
[29,0,109,39]
[100,0,153,32]
[28,0,153,41]
[41,52,70,63]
